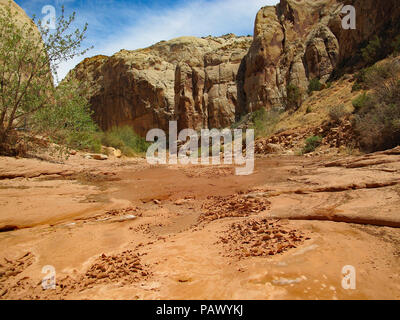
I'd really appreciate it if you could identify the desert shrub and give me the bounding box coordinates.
[353,63,400,152]
[352,93,369,112]
[33,78,101,153]
[361,36,384,64]
[326,82,332,89]
[351,82,363,92]
[352,69,367,92]
[308,78,323,94]
[101,126,149,156]
[231,113,251,130]
[365,64,397,88]
[286,83,302,110]
[302,136,323,154]
[392,35,400,54]
[352,61,399,92]
[354,101,400,152]
[329,105,348,123]
[250,108,282,138]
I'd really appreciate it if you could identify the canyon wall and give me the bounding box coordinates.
[0,0,36,28]
[71,35,252,136]
[70,0,400,135]
[244,0,400,112]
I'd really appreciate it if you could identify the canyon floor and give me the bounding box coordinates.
[0,149,400,300]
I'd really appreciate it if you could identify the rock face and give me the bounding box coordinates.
[71,0,400,135]
[243,0,400,112]
[0,0,44,55]
[0,0,35,28]
[330,0,400,66]
[244,0,341,112]
[71,35,252,136]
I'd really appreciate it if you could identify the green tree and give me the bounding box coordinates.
[32,76,100,153]
[0,2,93,154]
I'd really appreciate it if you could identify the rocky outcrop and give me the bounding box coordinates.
[254,118,357,156]
[329,0,400,67]
[243,0,400,112]
[0,0,36,28]
[244,0,341,112]
[176,38,251,130]
[71,35,252,136]
[71,0,400,135]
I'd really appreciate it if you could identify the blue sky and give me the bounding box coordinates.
[15,0,278,80]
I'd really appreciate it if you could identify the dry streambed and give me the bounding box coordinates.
[0,149,399,299]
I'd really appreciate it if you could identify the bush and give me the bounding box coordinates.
[352,93,369,112]
[361,36,384,64]
[302,136,323,154]
[352,69,367,92]
[308,78,323,94]
[286,83,302,110]
[352,62,398,92]
[392,35,400,54]
[353,60,400,152]
[351,82,363,92]
[355,101,400,152]
[32,78,101,153]
[365,64,396,88]
[326,82,332,89]
[101,126,149,156]
[329,105,348,123]
[250,108,282,138]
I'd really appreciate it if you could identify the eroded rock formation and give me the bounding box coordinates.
[71,35,252,136]
[0,0,36,28]
[71,0,400,135]
[243,0,400,112]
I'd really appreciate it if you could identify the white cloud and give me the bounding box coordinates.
[56,0,279,81]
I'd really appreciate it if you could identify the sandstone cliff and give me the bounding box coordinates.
[0,0,34,26]
[0,0,43,47]
[71,0,400,136]
[243,0,400,112]
[71,34,252,136]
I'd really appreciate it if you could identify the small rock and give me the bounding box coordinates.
[114,149,122,158]
[117,215,137,222]
[284,150,295,156]
[103,146,122,158]
[265,143,284,154]
[90,154,108,161]
[174,199,186,206]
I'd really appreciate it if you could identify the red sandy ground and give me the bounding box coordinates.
[0,149,399,299]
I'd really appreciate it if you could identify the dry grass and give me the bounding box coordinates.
[273,77,358,134]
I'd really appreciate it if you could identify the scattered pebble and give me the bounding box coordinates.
[200,194,270,223]
[218,218,310,259]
